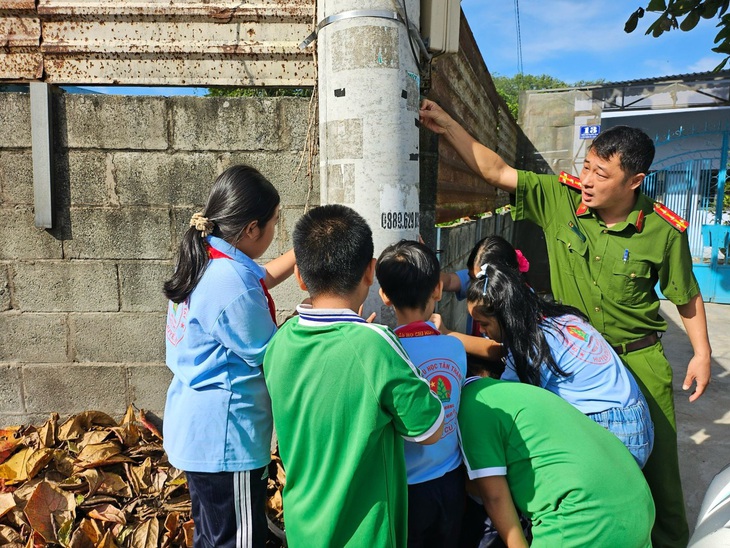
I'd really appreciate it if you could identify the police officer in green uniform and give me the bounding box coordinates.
[419,99,712,548]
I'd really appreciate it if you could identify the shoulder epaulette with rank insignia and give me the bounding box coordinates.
[558,172,582,190]
[653,202,689,232]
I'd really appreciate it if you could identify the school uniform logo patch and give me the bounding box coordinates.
[431,375,452,403]
[166,298,189,346]
[564,324,613,366]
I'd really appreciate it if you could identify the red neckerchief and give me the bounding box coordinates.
[394,321,440,338]
[259,279,277,323]
[207,244,276,323]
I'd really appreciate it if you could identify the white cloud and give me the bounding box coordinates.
[689,56,725,73]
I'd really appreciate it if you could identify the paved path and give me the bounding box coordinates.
[660,300,730,531]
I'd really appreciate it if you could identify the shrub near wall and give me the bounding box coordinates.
[0,91,315,426]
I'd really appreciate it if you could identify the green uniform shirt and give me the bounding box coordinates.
[513,170,699,345]
[459,377,654,547]
[263,307,444,548]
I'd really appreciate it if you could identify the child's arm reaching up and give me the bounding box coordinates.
[475,476,529,548]
[264,248,296,288]
[430,313,505,361]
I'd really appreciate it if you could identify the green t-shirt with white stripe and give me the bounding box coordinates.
[459,376,654,547]
[263,306,444,548]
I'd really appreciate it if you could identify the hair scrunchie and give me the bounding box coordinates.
[515,249,530,273]
[190,212,214,237]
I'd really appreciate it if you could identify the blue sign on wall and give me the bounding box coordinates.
[579,125,601,139]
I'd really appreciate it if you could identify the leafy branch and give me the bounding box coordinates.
[625,0,730,71]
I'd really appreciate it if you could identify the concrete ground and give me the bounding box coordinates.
[660,300,730,532]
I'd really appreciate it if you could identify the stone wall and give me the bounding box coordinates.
[0,90,316,426]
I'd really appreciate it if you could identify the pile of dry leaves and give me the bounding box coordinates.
[0,407,286,548]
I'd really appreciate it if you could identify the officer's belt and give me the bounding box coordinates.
[611,333,659,355]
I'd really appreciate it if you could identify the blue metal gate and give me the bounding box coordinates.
[643,129,730,303]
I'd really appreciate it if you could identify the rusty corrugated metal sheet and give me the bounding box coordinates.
[0,0,316,86]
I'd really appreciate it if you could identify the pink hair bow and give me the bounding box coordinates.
[515,249,530,273]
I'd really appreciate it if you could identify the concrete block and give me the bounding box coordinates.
[62,94,168,150]
[127,364,172,415]
[170,207,198,251]
[119,261,172,312]
[0,312,68,362]
[275,207,306,256]
[172,96,275,151]
[220,151,320,208]
[72,312,165,363]
[0,265,10,311]
[0,150,33,204]
[0,208,63,260]
[0,93,31,148]
[14,261,119,312]
[23,364,127,415]
[0,364,23,413]
[0,413,50,428]
[172,96,309,152]
[56,150,108,205]
[113,152,216,206]
[63,207,172,260]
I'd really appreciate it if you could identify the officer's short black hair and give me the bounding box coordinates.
[589,125,655,176]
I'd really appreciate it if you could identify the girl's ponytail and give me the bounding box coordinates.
[163,165,280,304]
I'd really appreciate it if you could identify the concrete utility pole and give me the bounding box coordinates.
[317,0,422,322]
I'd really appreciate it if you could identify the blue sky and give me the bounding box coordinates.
[461,0,725,84]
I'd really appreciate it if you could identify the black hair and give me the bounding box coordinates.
[376,240,440,311]
[589,125,655,176]
[467,235,520,273]
[163,165,280,303]
[466,262,587,386]
[293,204,374,297]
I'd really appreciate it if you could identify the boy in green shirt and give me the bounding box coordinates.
[263,205,444,548]
[459,376,655,547]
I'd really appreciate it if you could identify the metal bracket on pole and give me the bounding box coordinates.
[30,82,54,229]
[299,9,403,49]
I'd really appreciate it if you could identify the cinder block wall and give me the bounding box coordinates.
[0,91,317,426]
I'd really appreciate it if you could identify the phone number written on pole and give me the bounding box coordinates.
[381,211,419,230]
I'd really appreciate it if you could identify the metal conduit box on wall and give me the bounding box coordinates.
[421,0,461,54]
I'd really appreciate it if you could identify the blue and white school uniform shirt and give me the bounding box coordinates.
[395,321,467,485]
[163,235,277,473]
[501,314,642,414]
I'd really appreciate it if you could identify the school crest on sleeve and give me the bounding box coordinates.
[559,172,582,190]
[166,298,189,346]
[653,202,689,232]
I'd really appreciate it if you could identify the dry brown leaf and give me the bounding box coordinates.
[52,449,76,478]
[79,431,111,450]
[37,415,58,449]
[0,427,22,465]
[58,412,117,442]
[76,442,122,465]
[23,480,76,543]
[68,526,95,548]
[25,448,54,481]
[77,517,103,545]
[87,503,126,525]
[0,523,24,545]
[137,410,162,441]
[182,519,194,547]
[95,530,119,548]
[0,491,16,519]
[79,469,104,497]
[130,518,159,548]
[0,447,32,483]
[126,458,152,496]
[96,472,132,499]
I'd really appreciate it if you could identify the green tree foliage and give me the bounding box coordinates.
[493,74,606,120]
[206,87,313,98]
[625,1,730,70]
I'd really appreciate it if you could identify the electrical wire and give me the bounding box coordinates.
[395,0,423,68]
[514,0,524,76]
